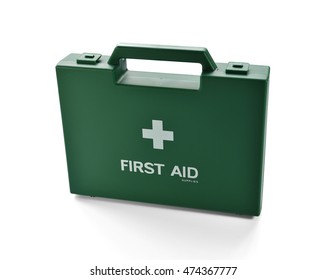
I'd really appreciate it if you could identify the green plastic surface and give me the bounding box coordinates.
[108,43,217,73]
[56,44,270,216]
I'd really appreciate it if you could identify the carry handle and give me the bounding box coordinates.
[108,43,217,73]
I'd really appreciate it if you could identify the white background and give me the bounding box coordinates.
[1,1,326,279]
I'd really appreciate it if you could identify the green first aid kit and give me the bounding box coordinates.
[56,43,270,216]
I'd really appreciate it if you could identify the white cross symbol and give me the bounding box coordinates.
[142,120,174,150]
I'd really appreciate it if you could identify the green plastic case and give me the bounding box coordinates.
[56,44,270,216]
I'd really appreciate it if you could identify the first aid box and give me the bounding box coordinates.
[56,43,270,216]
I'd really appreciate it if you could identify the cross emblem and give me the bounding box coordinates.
[142,120,174,150]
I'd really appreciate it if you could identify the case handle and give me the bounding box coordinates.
[108,43,217,73]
